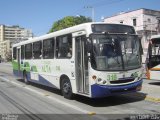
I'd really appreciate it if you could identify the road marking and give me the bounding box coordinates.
[88,112,96,115]
[44,94,50,96]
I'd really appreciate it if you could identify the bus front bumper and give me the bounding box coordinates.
[91,79,143,98]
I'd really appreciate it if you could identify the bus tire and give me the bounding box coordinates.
[61,78,73,99]
[23,71,29,85]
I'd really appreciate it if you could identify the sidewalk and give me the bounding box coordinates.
[141,79,160,102]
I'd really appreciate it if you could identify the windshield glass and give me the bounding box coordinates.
[91,34,141,71]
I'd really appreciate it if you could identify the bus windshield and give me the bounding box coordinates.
[91,34,141,71]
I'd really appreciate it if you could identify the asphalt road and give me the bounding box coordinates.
[0,62,160,120]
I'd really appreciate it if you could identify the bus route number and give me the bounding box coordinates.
[107,74,117,81]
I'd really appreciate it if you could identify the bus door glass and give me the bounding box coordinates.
[75,35,89,94]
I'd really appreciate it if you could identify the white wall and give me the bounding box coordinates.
[104,9,160,32]
[104,9,143,31]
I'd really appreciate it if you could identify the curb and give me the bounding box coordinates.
[145,96,160,103]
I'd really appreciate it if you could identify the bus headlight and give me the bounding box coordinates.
[131,73,138,78]
[92,75,97,80]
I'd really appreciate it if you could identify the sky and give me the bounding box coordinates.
[0,0,159,36]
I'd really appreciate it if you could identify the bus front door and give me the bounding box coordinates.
[75,36,89,94]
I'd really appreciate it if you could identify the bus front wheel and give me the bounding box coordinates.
[61,78,73,99]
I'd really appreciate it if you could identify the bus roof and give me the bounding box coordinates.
[12,22,134,47]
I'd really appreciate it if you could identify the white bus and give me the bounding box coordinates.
[12,22,143,99]
[146,34,160,80]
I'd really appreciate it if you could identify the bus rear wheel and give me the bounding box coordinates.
[61,79,73,99]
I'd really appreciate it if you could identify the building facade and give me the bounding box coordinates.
[0,25,33,61]
[104,8,160,51]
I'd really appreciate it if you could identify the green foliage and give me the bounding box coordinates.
[49,16,92,33]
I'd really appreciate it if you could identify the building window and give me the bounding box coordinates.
[33,41,42,59]
[133,18,137,26]
[56,34,72,58]
[25,43,32,59]
[43,38,54,59]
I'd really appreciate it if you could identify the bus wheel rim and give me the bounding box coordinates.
[63,82,70,94]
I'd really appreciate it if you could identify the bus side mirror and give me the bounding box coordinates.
[87,44,92,53]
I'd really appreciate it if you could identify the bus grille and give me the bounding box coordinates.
[110,77,134,84]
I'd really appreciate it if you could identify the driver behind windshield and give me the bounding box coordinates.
[102,44,114,57]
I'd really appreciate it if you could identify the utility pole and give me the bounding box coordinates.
[84,6,95,22]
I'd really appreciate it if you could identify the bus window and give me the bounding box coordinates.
[13,47,17,60]
[43,38,54,59]
[25,43,32,59]
[21,45,25,59]
[33,41,42,59]
[56,34,72,58]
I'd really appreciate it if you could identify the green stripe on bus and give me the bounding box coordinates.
[24,62,31,72]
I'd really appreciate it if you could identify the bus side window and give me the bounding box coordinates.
[33,41,42,59]
[25,43,32,59]
[43,38,54,59]
[13,47,17,60]
[56,34,72,59]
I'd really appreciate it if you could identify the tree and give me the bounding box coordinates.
[49,16,92,33]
